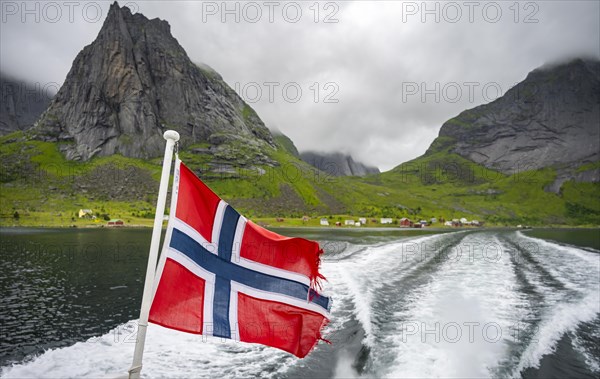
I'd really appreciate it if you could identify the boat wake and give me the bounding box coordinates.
[2,231,598,378]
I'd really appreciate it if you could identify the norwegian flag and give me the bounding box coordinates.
[149,159,331,358]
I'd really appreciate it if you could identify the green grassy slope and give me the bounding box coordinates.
[372,151,599,226]
[0,131,391,226]
[1,131,598,227]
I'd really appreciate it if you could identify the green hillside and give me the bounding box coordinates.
[1,131,598,227]
[373,151,600,226]
[0,131,380,226]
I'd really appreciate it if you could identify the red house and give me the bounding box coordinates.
[400,218,412,227]
[107,219,124,226]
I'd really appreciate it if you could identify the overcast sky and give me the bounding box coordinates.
[1,0,599,170]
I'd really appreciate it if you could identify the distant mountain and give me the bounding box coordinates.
[32,1,273,161]
[300,151,380,177]
[270,128,380,177]
[0,74,53,135]
[425,58,600,191]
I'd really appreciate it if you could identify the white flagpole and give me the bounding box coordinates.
[128,130,180,379]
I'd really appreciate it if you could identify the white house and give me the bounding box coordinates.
[460,218,468,224]
[320,218,329,226]
[444,221,453,226]
[380,218,393,224]
[358,217,367,225]
[345,220,355,226]
[78,209,93,218]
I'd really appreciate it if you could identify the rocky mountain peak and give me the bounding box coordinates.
[532,57,600,81]
[100,2,176,53]
[427,58,599,180]
[33,1,273,161]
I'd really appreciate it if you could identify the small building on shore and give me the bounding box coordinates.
[107,219,124,227]
[78,209,93,218]
[320,218,329,226]
[399,218,412,227]
[344,220,355,226]
[380,218,393,224]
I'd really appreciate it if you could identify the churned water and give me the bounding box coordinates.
[1,227,598,378]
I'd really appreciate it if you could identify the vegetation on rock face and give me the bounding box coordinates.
[1,130,598,227]
[272,133,300,158]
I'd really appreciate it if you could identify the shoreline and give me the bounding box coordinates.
[1,224,598,230]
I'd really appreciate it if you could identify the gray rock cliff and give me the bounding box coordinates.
[32,2,273,161]
[425,58,599,191]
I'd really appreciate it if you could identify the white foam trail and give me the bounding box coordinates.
[571,318,600,374]
[516,231,600,266]
[1,321,295,378]
[337,268,375,347]
[384,233,525,378]
[5,230,596,378]
[509,231,600,375]
[322,241,359,262]
[512,291,600,375]
[0,235,398,378]
[324,233,455,348]
[332,351,360,379]
[324,242,397,348]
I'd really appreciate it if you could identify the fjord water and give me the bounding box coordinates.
[1,228,598,378]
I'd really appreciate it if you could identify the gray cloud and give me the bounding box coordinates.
[1,0,598,170]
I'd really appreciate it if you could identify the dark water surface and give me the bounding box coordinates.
[524,228,600,251]
[0,228,150,365]
[1,227,598,378]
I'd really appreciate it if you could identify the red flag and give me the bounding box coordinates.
[149,159,331,358]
